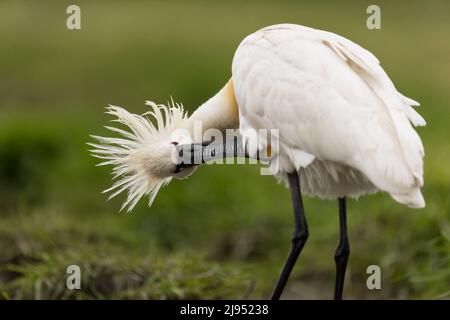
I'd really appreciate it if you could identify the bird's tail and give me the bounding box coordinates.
[390,186,425,208]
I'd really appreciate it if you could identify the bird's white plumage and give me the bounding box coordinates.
[91,23,426,210]
[89,101,192,212]
[232,24,425,207]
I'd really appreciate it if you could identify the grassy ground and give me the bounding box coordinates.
[0,0,449,299]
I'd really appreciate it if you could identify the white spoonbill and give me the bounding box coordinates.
[90,24,426,299]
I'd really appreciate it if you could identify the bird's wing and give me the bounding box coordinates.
[232,24,425,201]
[316,27,425,185]
[318,28,426,127]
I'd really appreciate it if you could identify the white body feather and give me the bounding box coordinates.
[232,24,425,207]
[90,23,425,210]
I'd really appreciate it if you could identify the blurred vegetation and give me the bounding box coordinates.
[0,0,449,299]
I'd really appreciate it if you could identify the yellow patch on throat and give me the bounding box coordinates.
[265,144,272,158]
[224,79,240,127]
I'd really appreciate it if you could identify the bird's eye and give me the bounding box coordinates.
[173,163,195,174]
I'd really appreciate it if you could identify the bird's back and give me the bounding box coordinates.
[231,24,425,207]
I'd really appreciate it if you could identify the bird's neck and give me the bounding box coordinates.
[183,79,240,142]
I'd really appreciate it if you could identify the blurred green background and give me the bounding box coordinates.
[0,0,449,299]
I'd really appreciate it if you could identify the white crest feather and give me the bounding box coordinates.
[89,100,188,212]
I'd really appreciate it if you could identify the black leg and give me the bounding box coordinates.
[334,197,350,300]
[270,171,309,300]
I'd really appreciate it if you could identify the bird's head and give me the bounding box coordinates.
[89,100,197,212]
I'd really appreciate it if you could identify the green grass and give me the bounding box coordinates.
[0,210,250,299]
[0,0,449,299]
